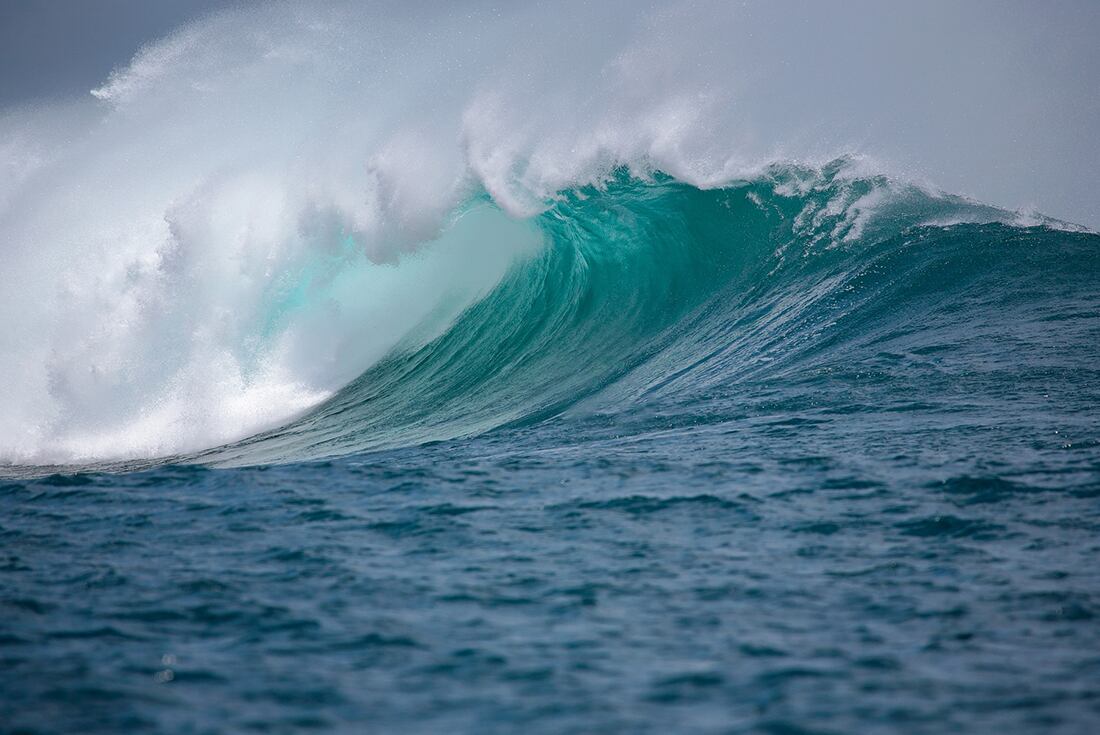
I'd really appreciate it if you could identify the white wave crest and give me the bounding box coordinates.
[0,0,1093,463]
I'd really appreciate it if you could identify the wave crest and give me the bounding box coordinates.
[1,1,1095,470]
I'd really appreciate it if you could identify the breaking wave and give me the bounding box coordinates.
[0,1,1095,471]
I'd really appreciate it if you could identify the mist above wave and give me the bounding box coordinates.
[0,0,1092,465]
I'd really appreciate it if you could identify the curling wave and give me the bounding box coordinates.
[7,155,1098,474]
[1,1,1097,472]
[198,163,1099,467]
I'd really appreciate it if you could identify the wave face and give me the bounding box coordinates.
[6,158,1098,473]
[200,163,1100,468]
[0,1,1097,470]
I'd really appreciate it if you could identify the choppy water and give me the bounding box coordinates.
[4,405,1100,732]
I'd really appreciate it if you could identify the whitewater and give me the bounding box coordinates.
[2,2,1099,733]
[1,0,1095,468]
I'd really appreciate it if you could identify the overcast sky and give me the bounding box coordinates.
[2,0,1098,227]
[0,0,234,103]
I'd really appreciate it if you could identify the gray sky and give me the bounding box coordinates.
[0,0,234,102]
[1,0,1098,227]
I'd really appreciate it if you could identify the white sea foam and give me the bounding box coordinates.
[0,0,1092,463]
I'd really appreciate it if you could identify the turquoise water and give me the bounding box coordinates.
[3,165,1100,733]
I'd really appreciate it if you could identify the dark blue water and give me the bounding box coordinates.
[3,170,1100,733]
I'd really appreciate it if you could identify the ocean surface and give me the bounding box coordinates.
[3,164,1100,734]
[3,2,1100,732]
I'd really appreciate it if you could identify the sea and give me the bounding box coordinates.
[1,3,1099,733]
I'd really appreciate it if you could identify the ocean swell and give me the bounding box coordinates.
[0,0,1095,471]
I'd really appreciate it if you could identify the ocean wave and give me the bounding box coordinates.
[3,157,1095,474]
[0,1,1096,471]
